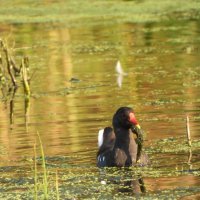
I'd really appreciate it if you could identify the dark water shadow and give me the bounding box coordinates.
[98,167,146,197]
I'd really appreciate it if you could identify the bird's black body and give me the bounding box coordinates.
[97,107,149,167]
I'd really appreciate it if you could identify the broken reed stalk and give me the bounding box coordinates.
[4,47,18,87]
[0,54,8,101]
[24,56,30,81]
[186,116,192,147]
[21,57,31,97]
[21,57,31,130]
[188,147,192,166]
[0,54,5,79]
[0,54,7,86]
[24,96,30,133]
[0,39,31,93]
[0,39,21,88]
[10,57,21,75]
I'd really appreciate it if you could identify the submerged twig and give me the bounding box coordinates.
[186,116,192,147]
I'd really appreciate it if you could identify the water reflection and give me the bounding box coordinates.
[115,60,127,88]
[99,167,146,196]
[0,18,200,198]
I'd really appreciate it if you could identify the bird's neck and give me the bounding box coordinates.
[114,127,138,165]
[114,128,134,148]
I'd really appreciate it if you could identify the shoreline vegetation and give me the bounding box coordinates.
[0,0,199,26]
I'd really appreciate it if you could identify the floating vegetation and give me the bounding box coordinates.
[0,129,200,199]
[147,136,200,157]
[70,42,117,54]
[0,159,200,199]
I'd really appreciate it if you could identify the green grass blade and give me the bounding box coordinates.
[33,144,38,200]
[37,131,48,199]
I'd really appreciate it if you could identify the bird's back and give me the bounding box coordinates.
[97,127,115,167]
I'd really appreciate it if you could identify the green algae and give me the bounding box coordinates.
[0,162,199,199]
[1,144,200,199]
[148,136,200,154]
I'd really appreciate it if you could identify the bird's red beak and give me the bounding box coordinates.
[129,112,141,129]
[129,112,138,125]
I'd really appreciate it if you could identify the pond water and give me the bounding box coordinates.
[1,4,200,199]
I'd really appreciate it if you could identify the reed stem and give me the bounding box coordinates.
[56,170,59,200]
[34,144,38,200]
[21,57,31,97]
[0,53,7,88]
[186,116,192,147]
[4,48,17,87]
[10,57,21,75]
[37,131,48,199]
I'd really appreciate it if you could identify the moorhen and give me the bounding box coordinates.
[97,107,149,167]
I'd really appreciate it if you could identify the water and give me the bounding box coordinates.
[0,7,200,199]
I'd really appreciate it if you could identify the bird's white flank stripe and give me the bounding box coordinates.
[98,129,104,147]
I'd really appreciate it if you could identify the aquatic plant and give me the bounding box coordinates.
[33,144,38,200]
[21,57,31,99]
[33,132,60,200]
[36,131,48,199]
[55,170,59,200]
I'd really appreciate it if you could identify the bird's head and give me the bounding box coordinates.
[112,107,143,138]
[112,107,140,128]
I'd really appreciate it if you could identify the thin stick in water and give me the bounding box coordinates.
[186,116,192,147]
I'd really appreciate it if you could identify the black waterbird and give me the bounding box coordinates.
[97,107,149,167]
